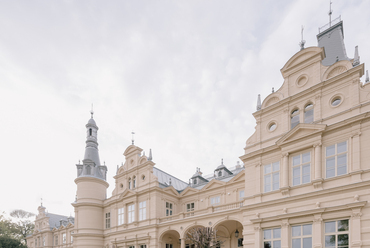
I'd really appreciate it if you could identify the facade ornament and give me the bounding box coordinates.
[351,212,362,219]
[254,226,261,231]
[256,94,262,111]
[283,208,287,214]
[354,195,359,202]
[255,213,260,218]
[313,217,323,223]
[315,202,320,208]
[365,70,369,84]
[281,221,289,227]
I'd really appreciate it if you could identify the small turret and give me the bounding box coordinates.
[353,46,360,67]
[256,94,262,111]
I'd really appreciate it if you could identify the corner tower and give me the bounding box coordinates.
[73,112,109,248]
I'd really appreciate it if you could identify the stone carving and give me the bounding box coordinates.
[265,97,280,107]
[327,66,347,79]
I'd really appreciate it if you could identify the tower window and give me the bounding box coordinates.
[291,109,300,129]
[304,104,314,123]
[89,128,92,136]
[86,165,91,175]
[218,171,222,177]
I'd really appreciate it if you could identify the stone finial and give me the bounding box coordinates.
[148,149,152,161]
[256,94,262,111]
[365,70,369,84]
[353,46,360,67]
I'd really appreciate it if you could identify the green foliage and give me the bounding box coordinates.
[0,236,27,248]
[0,210,35,245]
[10,210,35,243]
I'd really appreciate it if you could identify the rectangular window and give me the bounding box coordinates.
[128,204,135,223]
[186,245,195,248]
[326,141,347,178]
[238,238,243,247]
[166,202,173,216]
[118,207,124,225]
[166,244,173,248]
[187,203,194,212]
[129,246,135,248]
[239,190,245,199]
[139,201,146,221]
[264,228,281,248]
[35,238,37,247]
[54,235,58,245]
[140,245,147,248]
[292,152,311,186]
[42,236,45,246]
[105,212,111,228]
[264,162,280,192]
[324,219,349,248]
[210,196,220,206]
[62,233,66,244]
[292,224,312,248]
[70,232,73,243]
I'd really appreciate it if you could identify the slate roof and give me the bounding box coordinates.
[153,167,189,191]
[47,213,74,230]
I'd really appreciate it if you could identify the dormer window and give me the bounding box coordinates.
[304,103,314,123]
[193,178,197,184]
[86,165,91,175]
[291,109,300,129]
[218,171,222,177]
[89,128,92,136]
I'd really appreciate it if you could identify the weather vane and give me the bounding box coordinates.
[299,25,306,50]
[90,103,94,118]
[131,131,135,145]
[329,0,333,27]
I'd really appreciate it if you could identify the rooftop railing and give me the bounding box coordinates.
[318,15,341,33]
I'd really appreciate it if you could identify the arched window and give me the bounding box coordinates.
[133,176,136,188]
[128,178,132,189]
[304,103,314,123]
[86,165,91,175]
[89,128,92,136]
[291,109,300,129]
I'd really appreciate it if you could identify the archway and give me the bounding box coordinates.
[160,230,181,248]
[214,220,243,248]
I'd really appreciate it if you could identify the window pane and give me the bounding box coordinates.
[264,175,271,192]
[304,109,313,123]
[291,115,299,129]
[337,154,347,166]
[325,222,336,233]
[325,235,335,247]
[337,234,348,246]
[265,164,271,174]
[273,228,281,238]
[272,162,280,172]
[292,239,301,248]
[293,156,301,166]
[263,229,271,239]
[302,165,310,183]
[264,241,271,248]
[303,237,312,248]
[337,141,347,153]
[273,240,281,248]
[272,173,279,190]
[326,157,335,178]
[292,226,301,237]
[337,220,349,231]
[293,167,301,177]
[337,164,347,176]
[302,224,312,235]
[326,145,335,157]
[302,152,310,163]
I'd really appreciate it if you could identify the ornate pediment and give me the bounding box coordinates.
[180,187,199,197]
[227,170,245,183]
[276,123,326,146]
[118,189,137,200]
[200,179,226,191]
[162,186,180,196]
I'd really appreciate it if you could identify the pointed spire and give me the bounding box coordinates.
[299,25,305,51]
[148,149,152,161]
[256,94,262,111]
[272,87,274,93]
[116,165,119,174]
[328,0,333,27]
[353,46,360,67]
[131,131,135,145]
[365,70,369,84]
[90,104,94,118]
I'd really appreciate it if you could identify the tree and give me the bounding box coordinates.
[185,227,223,248]
[0,236,27,248]
[9,210,35,244]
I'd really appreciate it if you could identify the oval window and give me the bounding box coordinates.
[269,123,277,131]
[331,98,341,106]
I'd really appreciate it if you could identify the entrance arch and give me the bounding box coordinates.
[214,220,243,248]
[159,230,180,248]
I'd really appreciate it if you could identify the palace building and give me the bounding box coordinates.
[27,15,370,248]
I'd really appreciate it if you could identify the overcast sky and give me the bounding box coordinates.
[1,0,369,217]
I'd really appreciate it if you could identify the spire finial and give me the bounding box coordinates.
[131,131,135,145]
[116,165,119,174]
[299,25,306,51]
[221,158,223,165]
[148,149,152,161]
[90,104,94,119]
[41,198,43,207]
[329,0,333,27]
[365,70,369,84]
[353,46,360,67]
[272,87,275,93]
[256,94,262,111]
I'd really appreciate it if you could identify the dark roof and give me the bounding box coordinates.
[47,213,74,230]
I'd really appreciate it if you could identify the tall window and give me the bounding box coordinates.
[291,109,300,129]
[133,176,136,188]
[324,220,349,248]
[139,201,146,221]
[292,152,311,186]
[62,233,66,244]
[210,196,220,206]
[292,224,312,248]
[129,246,135,248]
[43,236,45,246]
[35,238,37,247]
[187,203,194,212]
[128,178,132,189]
[54,235,58,245]
[263,228,281,248]
[166,202,173,216]
[264,162,280,192]
[118,207,124,225]
[326,141,347,178]
[70,232,73,244]
[239,190,245,199]
[128,204,135,223]
[304,103,314,123]
[105,212,111,228]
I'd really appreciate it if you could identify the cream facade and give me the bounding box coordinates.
[27,17,370,248]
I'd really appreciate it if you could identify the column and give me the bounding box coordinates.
[314,143,322,179]
[180,238,185,248]
[254,226,261,248]
[281,219,289,248]
[312,214,322,248]
[352,132,361,171]
[255,163,261,194]
[282,153,289,188]
[351,208,362,246]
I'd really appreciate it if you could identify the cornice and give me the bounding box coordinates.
[74,176,109,188]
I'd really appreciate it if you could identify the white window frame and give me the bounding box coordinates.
[105,212,111,228]
[239,190,245,199]
[62,233,66,244]
[166,202,173,216]
[118,207,124,225]
[324,219,349,248]
[264,162,280,192]
[187,202,194,212]
[210,196,220,206]
[128,204,135,223]
[70,232,73,244]
[54,235,58,245]
[291,224,312,248]
[291,109,300,129]
[263,227,281,248]
[326,141,347,178]
[139,201,146,221]
[292,152,311,186]
[304,103,314,123]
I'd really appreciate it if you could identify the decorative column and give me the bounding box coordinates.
[180,238,185,248]
[254,226,261,248]
[312,214,323,248]
[351,207,363,247]
[313,143,323,189]
[255,163,261,195]
[280,153,289,195]
[281,219,289,248]
[352,132,361,171]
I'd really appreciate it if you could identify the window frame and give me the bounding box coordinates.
[210,196,220,206]
[139,201,146,221]
[165,202,173,216]
[292,152,311,186]
[105,212,111,229]
[128,204,135,223]
[304,103,314,123]
[324,219,349,248]
[291,108,300,129]
[263,162,280,193]
[263,227,281,248]
[118,207,124,225]
[62,233,66,244]
[325,141,348,178]
[239,190,245,199]
[291,223,312,248]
